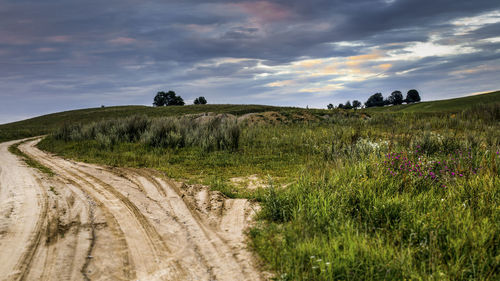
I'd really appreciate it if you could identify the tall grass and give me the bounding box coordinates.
[252,151,499,280]
[38,104,499,280]
[53,114,240,152]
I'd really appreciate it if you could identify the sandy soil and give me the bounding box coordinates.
[0,139,266,281]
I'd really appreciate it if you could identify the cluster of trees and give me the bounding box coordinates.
[327,100,362,110]
[327,89,421,109]
[153,91,208,106]
[365,89,421,108]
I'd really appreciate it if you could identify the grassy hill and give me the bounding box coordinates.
[365,90,500,113]
[1,90,498,143]
[0,104,323,143]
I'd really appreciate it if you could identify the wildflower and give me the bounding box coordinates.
[459,174,463,177]
[451,172,455,176]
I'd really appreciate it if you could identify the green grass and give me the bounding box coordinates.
[2,90,498,143]
[4,92,500,280]
[365,90,500,113]
[37,102,500,279]
[0,104,332,143]
[8,140,55,176]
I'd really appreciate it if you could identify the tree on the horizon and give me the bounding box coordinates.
[338,103,344,109]
[405,89,421,103]
[194,96,207,105]
[153,91,185,106]
[344,100,353,109]
[327,103,334,110]
[388,90,404,105]
[352,100,362,109]
[365,93,384,107]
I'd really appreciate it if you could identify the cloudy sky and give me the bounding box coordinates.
[1,0,499,123]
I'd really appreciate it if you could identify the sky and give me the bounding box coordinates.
[1,0,500,124]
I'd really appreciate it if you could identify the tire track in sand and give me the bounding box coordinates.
[13,138,266,280]
[22,140,185,280]
[0,140,48,281]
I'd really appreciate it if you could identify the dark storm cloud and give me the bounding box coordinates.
[1,0,499,123]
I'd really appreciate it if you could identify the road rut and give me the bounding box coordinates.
[0,139,265,281]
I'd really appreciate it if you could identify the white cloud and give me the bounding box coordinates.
[451,10,500,36]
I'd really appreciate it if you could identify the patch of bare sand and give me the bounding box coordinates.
[230,175,268,190]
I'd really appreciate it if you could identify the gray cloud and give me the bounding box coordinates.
[1,0,500,123]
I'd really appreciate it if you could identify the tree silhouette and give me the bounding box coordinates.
[153,91,185,106]
[388,91,404,105]
[344,101,353,109]
[365,93,384,107]
[405,89,421,103]
[194,96,207,105]
[352,100,362,109]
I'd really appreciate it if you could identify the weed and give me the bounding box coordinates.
[9,140,55,176]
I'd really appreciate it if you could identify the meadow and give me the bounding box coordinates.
[33,97,499,280]
[2,92,499,280]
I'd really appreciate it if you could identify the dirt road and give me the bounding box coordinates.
[0,139,265,281]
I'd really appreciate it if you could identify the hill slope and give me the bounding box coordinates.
[0,104,305,142]
[365,90,500,113]
[1,90,498,142]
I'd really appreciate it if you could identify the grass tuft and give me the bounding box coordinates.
[9,140,55,176]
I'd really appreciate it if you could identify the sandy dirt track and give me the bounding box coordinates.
[0,139,265,281]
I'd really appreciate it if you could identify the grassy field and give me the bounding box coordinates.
[0,104,326,143]
[4,91,500,279]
